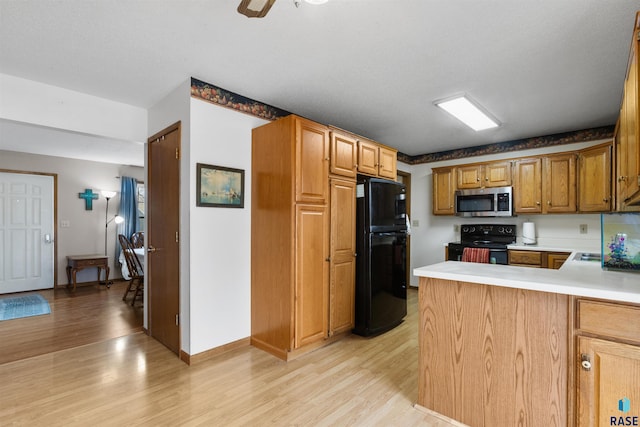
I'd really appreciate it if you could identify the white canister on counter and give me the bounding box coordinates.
[522,222,536,245]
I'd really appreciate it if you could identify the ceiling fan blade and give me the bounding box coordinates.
[237,0,276,18]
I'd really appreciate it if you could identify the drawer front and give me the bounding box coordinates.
[509,250,542,266]
[74,258,105,268]
[577,299,640,343]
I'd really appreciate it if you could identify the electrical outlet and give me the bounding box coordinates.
[60,220,70,228]
[412,219,420,227]
[454,224,460,233]
[579,224,588,234]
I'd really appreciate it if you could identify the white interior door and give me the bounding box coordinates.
[0,172,55,294]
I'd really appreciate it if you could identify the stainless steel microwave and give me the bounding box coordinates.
[454,186,513,217]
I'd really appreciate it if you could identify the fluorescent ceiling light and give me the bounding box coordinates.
[435,95,500,131]
[305,0,329,4]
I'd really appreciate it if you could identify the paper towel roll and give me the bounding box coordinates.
[522,222,536,245]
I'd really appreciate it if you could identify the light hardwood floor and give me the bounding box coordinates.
[0,288,461,426]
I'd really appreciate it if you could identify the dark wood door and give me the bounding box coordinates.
[147,122,181,355]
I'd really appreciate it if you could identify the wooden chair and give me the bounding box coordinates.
[118,234,144,306]
[130,231,144,249]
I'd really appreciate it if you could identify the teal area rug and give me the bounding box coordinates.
[0,294,51,321]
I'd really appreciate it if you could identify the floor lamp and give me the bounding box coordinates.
[102,190,124,257]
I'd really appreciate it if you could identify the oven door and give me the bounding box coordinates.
[488,248,508,265]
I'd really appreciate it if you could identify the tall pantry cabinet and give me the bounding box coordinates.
[251,115,355,361]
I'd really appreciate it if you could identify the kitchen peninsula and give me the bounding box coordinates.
[413,258,640,427]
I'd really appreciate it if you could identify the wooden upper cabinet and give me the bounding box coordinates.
[616,17,640,210]
[578,143,612,212]
[432,167,456,215]
[513,158,542,213]
[457,161,511,189]
[484,161,512,187]
[329,131,357,179]
[295,117,330,204]
[357,139,379,176]
[543,153,577,213]
[357,138,398,180]
[378,146,398,180]
[456,164,483,189]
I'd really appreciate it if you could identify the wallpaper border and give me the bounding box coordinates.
[191,77,291,121]
[190,77,614,166]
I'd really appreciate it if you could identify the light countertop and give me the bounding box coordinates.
[414,255,640,304]
[507,240,600,253]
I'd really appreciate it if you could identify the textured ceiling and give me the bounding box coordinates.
[0,0,638,166]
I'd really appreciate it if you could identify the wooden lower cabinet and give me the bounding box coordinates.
[575,298,640,427]
[418,278,569,427]
[576,337,640,427]
[547,252,570,269]
[329,179,356,336]
[508,249,543,267]
[294,204,329,349]
[508,250,570,269]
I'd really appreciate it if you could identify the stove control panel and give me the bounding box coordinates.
[460,224,516,244]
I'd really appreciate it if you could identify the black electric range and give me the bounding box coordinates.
[447,224,516,265]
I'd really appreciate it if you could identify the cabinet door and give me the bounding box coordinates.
[546,252,569,269]
[513,158,542,213]
[457,165,483,189]
[329,179,356,335]
[577,336,640,427]
[357,139,379,176]
[378,146,397,180]
[484,161,512,187]
[294,204,329,349]
[330,132,357,179]
[295,118,329,204]
[432,167,455,215]
[623,41,639,203]
[543,153,577,213]
[578,144,612,212]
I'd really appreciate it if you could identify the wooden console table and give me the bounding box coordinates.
[66,255,110,291]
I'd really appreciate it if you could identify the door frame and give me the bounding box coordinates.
[397,170,411,288]
[0,169,58,289]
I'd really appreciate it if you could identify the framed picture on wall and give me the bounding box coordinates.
[196,163,245,208]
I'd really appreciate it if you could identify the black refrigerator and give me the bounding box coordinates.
[353,176,407,337]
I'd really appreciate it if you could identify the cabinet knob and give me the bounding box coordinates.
[325,257,331,262]
[603,198,609,202]
[547,200,551,205]
[581,354,591,371]
[536,201,541,205]
[485,177,489,181]
[477,178,480,182]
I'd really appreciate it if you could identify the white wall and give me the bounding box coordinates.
[188,98,268,354]
[0,74,147,142]
[0,150,144,285]
[402,139,609,286]
[0,74,147,143]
